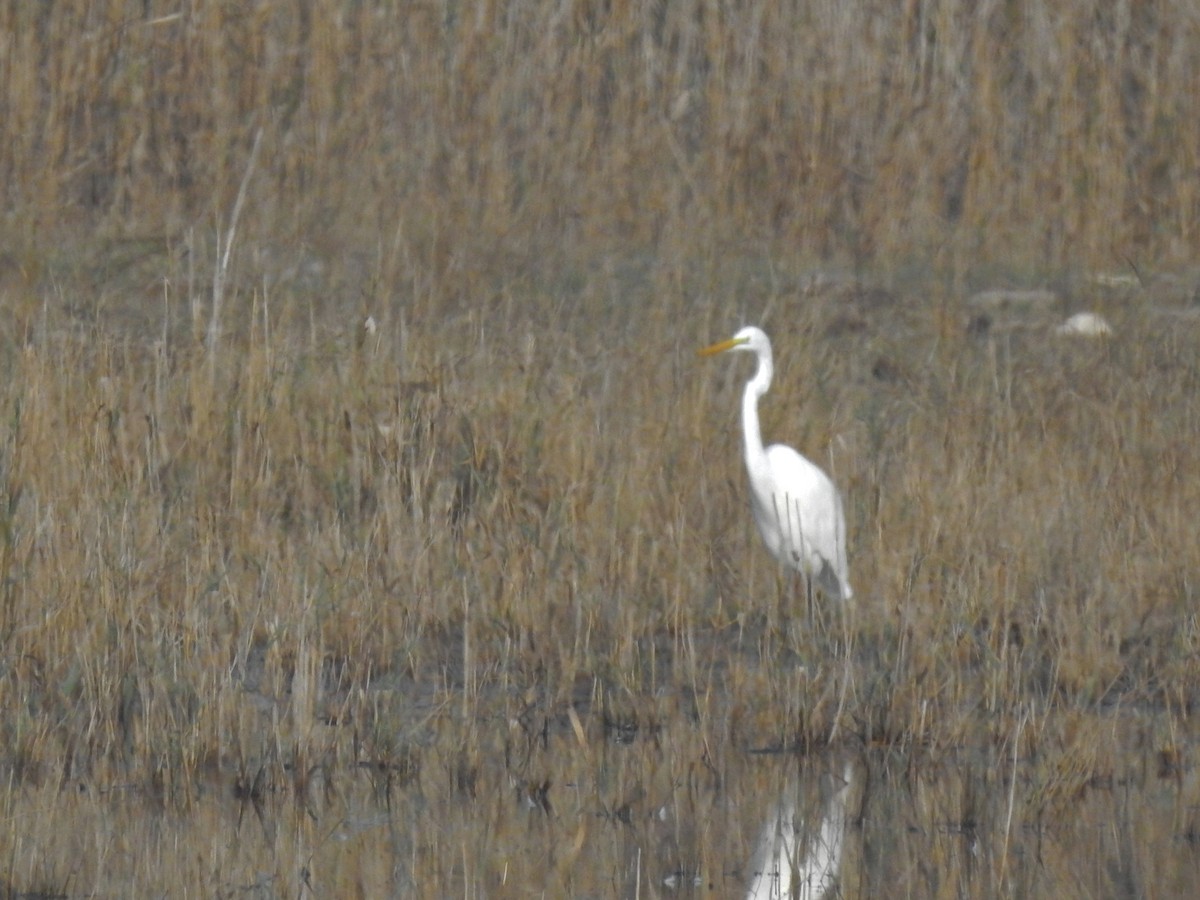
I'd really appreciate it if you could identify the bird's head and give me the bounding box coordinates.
[698,325,769,358]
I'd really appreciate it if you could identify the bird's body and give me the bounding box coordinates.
[700,326,852,602]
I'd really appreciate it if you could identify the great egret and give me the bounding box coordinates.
[699,327,852,602]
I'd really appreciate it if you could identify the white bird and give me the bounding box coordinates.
[699,326,852,602]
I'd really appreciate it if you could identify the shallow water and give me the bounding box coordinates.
[5,687,1198,898]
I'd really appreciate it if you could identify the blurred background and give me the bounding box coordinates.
[3,1,1196,327]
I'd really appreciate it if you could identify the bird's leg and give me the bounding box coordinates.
[805,575,839,648]
[772,568,789,640]
[827,597,856,744]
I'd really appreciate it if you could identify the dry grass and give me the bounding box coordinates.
[0,1,1199,896]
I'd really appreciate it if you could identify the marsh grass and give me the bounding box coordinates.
[1,1,1199,895]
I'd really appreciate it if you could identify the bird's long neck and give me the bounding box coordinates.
[741,351,772,470]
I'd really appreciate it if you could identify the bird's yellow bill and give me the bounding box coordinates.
[698,335,748,357]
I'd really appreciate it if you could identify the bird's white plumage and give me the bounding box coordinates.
[699,326,852,601]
